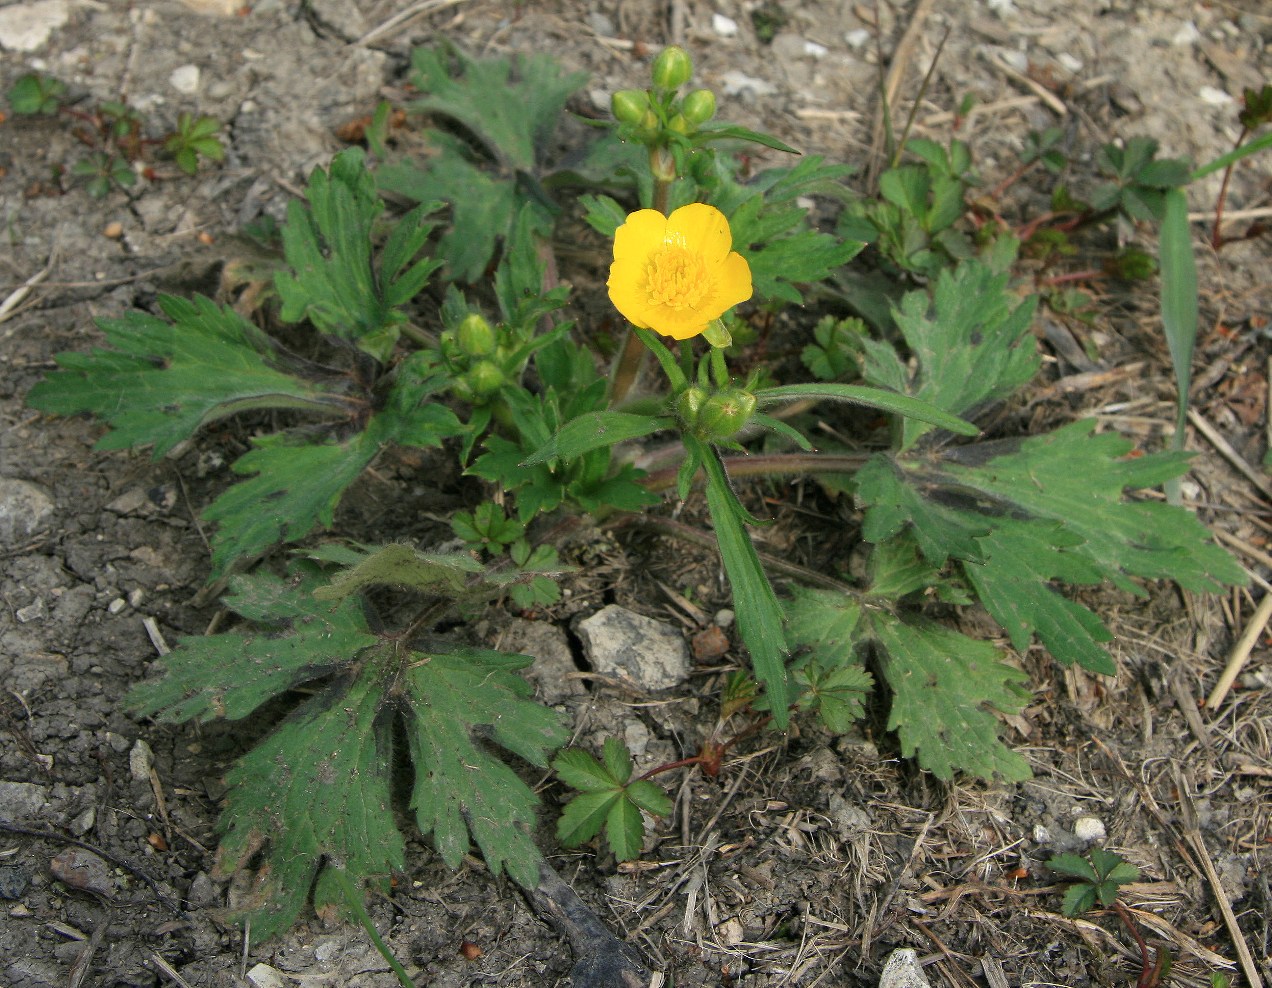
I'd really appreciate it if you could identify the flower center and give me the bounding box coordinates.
[644,244,711,311]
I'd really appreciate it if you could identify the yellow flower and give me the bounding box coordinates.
[607,203,752,341]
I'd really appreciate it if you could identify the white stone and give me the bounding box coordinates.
[0,478,56,547]
[844,29,871,49]
[721,71,778,98]
[246,964,287,988]
[1199,86,1233,105]
[986,0,1017,18]
[0,781,49,820]
[576,605,690,691]
[0,0,69,52]
[129,738,155,782]
[1172,20,1200,46]
[880,948,932,988]
[1057,53,1084,73]
[169,64,201,95]
[1073,816,1106,841]
[712,13,739,37]
[1033,823,1053,844]
[16,599,47,623]
[804,40,828,58]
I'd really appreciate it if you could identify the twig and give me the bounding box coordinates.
[984,49,1068,116]
[1172,764,1266,988]
[1205,591,1272,710]
[1188,407,1272,501]
[0,253,56,327]
[352,0,470,47]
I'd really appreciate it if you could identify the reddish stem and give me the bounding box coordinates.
[1211,125,1250,252]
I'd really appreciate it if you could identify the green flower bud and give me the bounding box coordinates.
[465,360,506,398]
[456,313,496,357]
[681,89,716,125]
[674,386,709,427]
[611,89,649,126]
[651,46,693,91]
[668,113,691,135]
[696,389,757,440]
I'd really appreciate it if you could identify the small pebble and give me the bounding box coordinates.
[1033,824,1054,844]
[169,63,198,92]
[1199,86,1233,105]
[713,13,739,37]
[129,738,155,781]
[844,28,871,49]
[103,221,123,239]
[127,587,145,608]
[1073,816,1106,841]
[108,597,127,614]
[16,599,47,623]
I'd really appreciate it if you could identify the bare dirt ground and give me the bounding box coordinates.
[2,1,1271,986]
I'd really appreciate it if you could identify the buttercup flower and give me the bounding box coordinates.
[607,203,753,341]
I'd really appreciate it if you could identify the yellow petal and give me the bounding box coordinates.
[714,250,753,310]
[606,256,653,329]
[665,202,733,264]
[612,209,667,262]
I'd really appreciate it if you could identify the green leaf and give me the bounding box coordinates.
[1062,883,1098,917]
[580,193,628,237]
[128,569,377,723]
[275,148,442,361]
[556,789,621,848]
[27,294,347,457]
[554,747,621,791]
[314,544,483,600]
[605,796,645,862]
[601,736,633,785]
[793,660,873,733]
[755,383,979,437]
[406,647,568,887]
[1047,853,1100,883]
[858,422,1245,674]
[406,46,587,171]
[523,411,673,465]
[1158,187,1197,458]
[8,72,66,114]
[860,259,1040,450]
[626,779,673,817]
[870,612,1031,782]
[213,656,402,942]
[694,437,790,724]
[695,123,798,154]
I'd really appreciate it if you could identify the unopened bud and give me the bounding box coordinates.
[465,360,506,398]
[651,46,693,91]
[668,113,691,135]
[611,89,649,126]
[675,386,709,428]
[681,89,716,125]
[696,389,757,440]
[456,313,496,356]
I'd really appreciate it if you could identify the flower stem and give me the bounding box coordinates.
[608,327,647,407]
[328,865,417,988]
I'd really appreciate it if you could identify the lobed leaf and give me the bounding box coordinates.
[27,295,347,458]
[406,647,568,888]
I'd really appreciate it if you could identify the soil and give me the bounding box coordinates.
[2,1,1271,987]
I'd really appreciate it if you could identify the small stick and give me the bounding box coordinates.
[1205,591,1272,710]
[1188,407,1272,501]
[984,50,1067,116]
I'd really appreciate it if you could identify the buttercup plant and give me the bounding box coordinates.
[27,40,1247,953]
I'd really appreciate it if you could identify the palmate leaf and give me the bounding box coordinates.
[781,585,1027,780]
[213,660,402,942]
[553,739,672,861]
[869,612,1032,782]
[376,47,585,282]
[131,564,568,938]
[128,569,376,723]
[405,647,568,887]
[201,369,461,577]
[857,422,1246,674]
[860,259,1039,450]
[711,155,864,304]
[26,294,348,457]
[275,147,442,362]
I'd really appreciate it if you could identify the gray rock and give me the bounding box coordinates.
[0,0,69,52]
[575,605,689,692]
[0,863,32,899]
[880,948,932,988]
[497,618,584,705]
[0,478,56,547]
[0,781,50,821]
